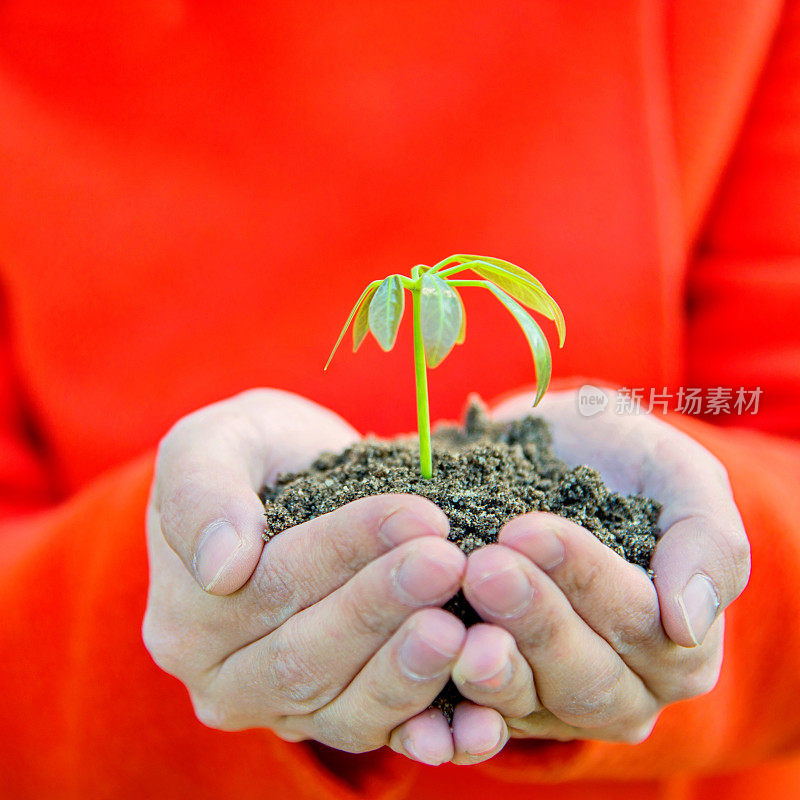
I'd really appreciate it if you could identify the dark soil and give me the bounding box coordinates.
[260,400,661,722]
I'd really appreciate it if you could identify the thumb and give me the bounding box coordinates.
[151,389,358,595]
[155,453,272,596]
[652,513,750,648]
[642,433,752,649]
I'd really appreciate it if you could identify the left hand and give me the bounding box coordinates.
[391,389,751,765]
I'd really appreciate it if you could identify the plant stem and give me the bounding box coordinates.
[435,264,469,279]
[445,279,486,288]
[411,287,432,478]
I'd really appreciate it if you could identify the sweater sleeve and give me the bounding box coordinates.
[0,283,160,796]
[687,0,800,439]
[0,451,158,797]
[0,294,56,521]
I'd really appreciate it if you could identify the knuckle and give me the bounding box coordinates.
[619,717,658,745]
[141,613,167,667]
[365,677,417,715]
[667,663,721,702]
[555,661,625,726]
[141,612,184,676]
[519,604,562,651]
[270,721,309,743]
[191,694,241,732]
[250,555,297,617]
[325,521,371,575]
[266,635,337,713]
[345,587,393,638]
[498,688,539,719]
[563,558,603,597]
[610,597,662,654]
[693,666,722,697]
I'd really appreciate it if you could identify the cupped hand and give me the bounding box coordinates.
[446,388,751,752]
[143,389,467,763]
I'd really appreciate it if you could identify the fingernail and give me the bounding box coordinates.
[403,736,447,767]
[678,573,720,646]
[402,737,424,763]
[513,527,565,570]
[470,568,533,618]
[379,506,448,546]
[466,718,506,756]
[194,521,242,591]
[393,546,463,605]
[460,659,513,691]
[399,625,462,680]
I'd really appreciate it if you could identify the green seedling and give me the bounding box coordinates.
[325,254,565,479]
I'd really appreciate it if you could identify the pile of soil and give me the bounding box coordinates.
[260,401,661,721]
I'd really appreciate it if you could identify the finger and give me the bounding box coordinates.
[451,624,539,718]
[450,702,509,765]
[154,389,358,594]
[501,513,722,701]
[463,544,658,730]
[506,708,657,744]
[148,494,452,673]
[213,539,465,719]
[492,391,751,649]
[506,710,584,741]
[282,608,466,754]
[390,709,454,767]
[244,494,450,634]
[646,436,750,647]
[154,454,269,597]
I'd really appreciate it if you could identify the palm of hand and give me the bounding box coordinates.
[144,388,749,766]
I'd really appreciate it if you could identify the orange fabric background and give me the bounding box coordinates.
[1,1,800,798]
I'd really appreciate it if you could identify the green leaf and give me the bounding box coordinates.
[470,262,564,347]
[482,282,552,405]
[324,279,381,370]
[419,273,463,368]
[449,256,565,347]
[449,255,546,289]
[352,284,379,351]
[368,274,406,351]
[455,288,467,344]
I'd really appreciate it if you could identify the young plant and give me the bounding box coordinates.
[325,255,565,479]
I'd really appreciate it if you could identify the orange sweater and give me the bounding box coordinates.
[1,2,800,798]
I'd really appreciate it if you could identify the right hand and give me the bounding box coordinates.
[142,389,469,763]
